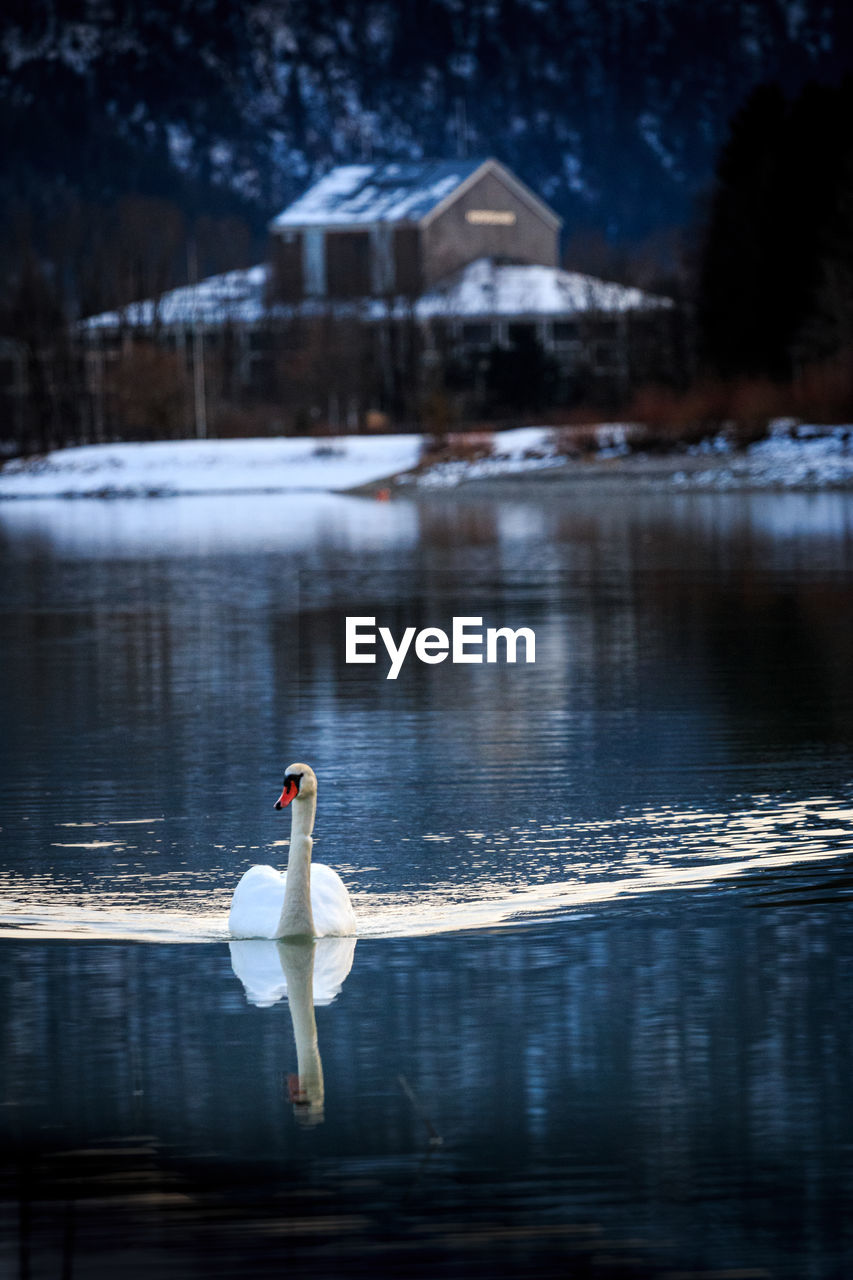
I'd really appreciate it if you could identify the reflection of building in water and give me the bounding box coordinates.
[229,937,356,1127]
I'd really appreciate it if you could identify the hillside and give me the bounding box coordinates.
[2,0,850,256]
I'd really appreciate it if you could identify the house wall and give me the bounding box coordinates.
[276,227,412,299]
[422,169,559,286]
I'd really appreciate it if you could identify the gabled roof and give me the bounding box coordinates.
[269,158,561,230]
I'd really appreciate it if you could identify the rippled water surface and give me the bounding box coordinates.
[1,488,853,1276]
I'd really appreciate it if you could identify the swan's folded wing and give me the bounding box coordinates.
[309,863,358,938]
[228,864,286,938]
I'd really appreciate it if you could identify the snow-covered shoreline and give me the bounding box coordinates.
[2,422,853,500]
[408,422,853,493]
[0,434,422,499]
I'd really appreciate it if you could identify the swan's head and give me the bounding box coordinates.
[274,763,318,810]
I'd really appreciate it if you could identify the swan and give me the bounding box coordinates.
[228,763,356,939]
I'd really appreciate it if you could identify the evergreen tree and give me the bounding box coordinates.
[698,77,853,380]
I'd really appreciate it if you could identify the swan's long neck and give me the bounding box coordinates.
[276,794,317,938]
[278,940,324,1124]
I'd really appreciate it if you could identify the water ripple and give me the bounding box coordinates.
[1,791,850,943]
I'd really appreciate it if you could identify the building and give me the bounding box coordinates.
[268,158,561,301]
[77,159,676,435]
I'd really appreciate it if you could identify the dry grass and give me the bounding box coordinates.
[551,424,610,457]
[622,361,853,451]
[418,430,496,467]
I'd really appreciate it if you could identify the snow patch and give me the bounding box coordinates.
[416,258,671,317]
[81,264,271,329]
[0,436,422,500]
[7,422,853,503]
[411,421,853,491]
[80,257,671,332]
[404,426,565,489]
[270,159,486,227]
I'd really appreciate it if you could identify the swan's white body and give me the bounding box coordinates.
[229,861,356,939]
[228,763,356,940]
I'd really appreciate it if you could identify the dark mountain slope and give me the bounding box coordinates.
[1,0,850,258]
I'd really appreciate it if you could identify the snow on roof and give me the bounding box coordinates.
[81,265,270,330]
[80,258,671,332]
[270,159,487,228]
[415,258,672,318]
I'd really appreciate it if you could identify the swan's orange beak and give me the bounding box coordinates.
[275,778,299,810]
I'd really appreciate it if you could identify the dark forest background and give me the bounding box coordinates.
[2,0,853,449]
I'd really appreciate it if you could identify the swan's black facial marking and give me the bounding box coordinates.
[275,773,302,810]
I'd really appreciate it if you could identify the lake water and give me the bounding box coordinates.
[1,488,853,1277]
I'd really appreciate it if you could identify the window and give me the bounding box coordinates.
[460,322,493,346]
[593,343,618,370]
[508,323,536,346]
[326,231,371,298]
[249,329,273,353]
[553,321,579,342]
[393,228,421,296]
[465,209,517,226]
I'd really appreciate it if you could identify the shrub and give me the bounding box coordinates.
[792,354,853,423]
[624,382,730,449]
[727,379,788,446]
[107,344,189,439]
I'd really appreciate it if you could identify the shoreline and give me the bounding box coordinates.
[2,424,853,499]
[425,461,853,495]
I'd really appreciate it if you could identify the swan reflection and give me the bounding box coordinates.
[229,936,356,1126]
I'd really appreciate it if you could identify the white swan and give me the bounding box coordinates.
[228,763,356,939]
